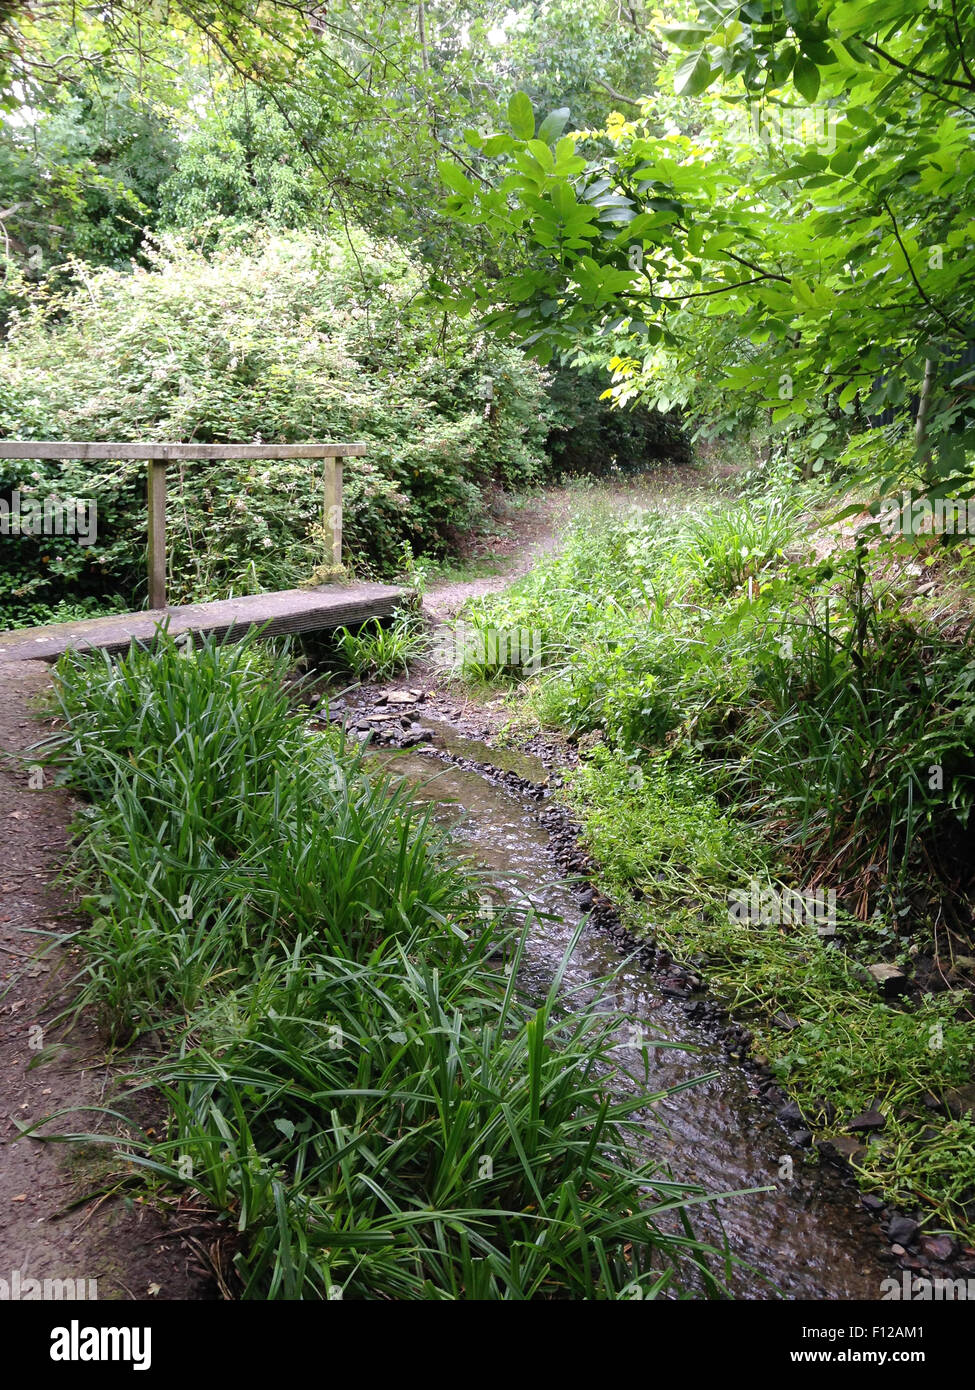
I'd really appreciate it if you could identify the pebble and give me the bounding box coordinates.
[920,1234,956,1262]
[847,1108,886,1133]
[887,1215,920,1247]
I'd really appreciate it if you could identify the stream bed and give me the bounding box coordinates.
[364,714,891,1300]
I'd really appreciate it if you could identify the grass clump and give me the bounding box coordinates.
[332,607,428,680]
[683,497,805,595]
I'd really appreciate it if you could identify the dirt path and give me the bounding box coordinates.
[423,468,731,619]
[0,661,212,1300]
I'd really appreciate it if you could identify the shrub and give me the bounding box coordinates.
[0,229,550,620]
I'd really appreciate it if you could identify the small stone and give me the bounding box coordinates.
[920,1234,955,1262]
[891,1244,906,1257]
[888,1215,920,1247]
[772,1011,800,1031]
[777,1100,805,1127]
[828,1134,867,1165]
[847,1108,886,1133]
[861,1194,885,1213]
[866,962,909,996]
[944,1083,975,1122]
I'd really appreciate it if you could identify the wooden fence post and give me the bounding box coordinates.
[324,454,343,570]
[147,458,167,609]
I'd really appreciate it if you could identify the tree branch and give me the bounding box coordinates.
[950,0,975,87]
[861,38,975,94]
[879,193,966,338]
[593,78,644,108]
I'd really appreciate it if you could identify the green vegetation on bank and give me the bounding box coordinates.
[0,230,550,623]
[35,628,736,1300]
[459,483,975,1238]
[0,226,689,630]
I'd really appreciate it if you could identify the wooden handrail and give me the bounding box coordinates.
[0,441,365,608]
[0,442,366,460]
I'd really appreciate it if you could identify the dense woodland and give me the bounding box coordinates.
[2,0,975,1310]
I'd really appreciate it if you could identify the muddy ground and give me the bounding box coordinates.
[0,663,216,1299]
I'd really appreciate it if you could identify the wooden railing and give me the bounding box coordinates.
[0,441,366,609]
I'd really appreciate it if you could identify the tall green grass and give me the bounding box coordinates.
[42,634,464,1035]
[40,628,737,1299]
[462,500,975,918]
[740,583,975,906]
[333,606,428,680]
[683,497,805,594]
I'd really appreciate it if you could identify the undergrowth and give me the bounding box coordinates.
[460,492,975,1238]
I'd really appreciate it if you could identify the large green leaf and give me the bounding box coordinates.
[792,53,821,102]
[537,107,571,146]
[508,92,535,140]
[674,51,717,97]
[437,161,475,198]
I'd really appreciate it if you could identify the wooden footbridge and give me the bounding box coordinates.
[0,441,408,663]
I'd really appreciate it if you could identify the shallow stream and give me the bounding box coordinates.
[368,718,889,1300]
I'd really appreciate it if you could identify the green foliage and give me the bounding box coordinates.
[741,568,975,906]
[159,99,323,234]
[4,0,671,309]
[0,79,176,325]
[683,497,803,594]
[36,628,737,1300]
[569,745,761,908]
[0,229,550,615]
[461,497,790,746]
[462,495,975,925]
[545,362,690,475]
[563,691,975,1238]
[438,14,975,515]
[333,608,428,681]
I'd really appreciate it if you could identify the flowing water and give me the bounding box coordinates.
[368,720,889,1300]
